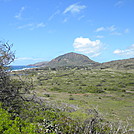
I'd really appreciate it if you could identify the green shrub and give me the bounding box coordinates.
[104,86,119,91]
[50,87,62,91]
[121,89,126,92]
[0,104,37,134]
[69,97,75,100]
[90,88,105,93]
[86,86,105,93]
[44,94,50,97]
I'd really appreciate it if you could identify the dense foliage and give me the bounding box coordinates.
[0,104,36,134]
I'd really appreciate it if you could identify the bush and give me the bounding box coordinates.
[86,86,105,93]
[0,104,37,134]
[50,87,62,92]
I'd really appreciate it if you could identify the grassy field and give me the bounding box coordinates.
[11,68,134,128]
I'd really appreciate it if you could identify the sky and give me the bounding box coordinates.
[0,0,134,65]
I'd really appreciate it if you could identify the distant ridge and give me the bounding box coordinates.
[101,58,134,69]
[28,61,49,67]
[46,52,99,67]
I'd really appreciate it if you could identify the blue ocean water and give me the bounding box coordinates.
[10,66,36,71]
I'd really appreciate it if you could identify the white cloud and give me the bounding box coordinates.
[17,22,46,30]
[13,57,44,65]
[113,44,134,57]
[110,31,122,36]
[63,3,86,14]
[17,23,33,29]
[95,25,123,36]
[107,25,116,32]
[15,57,44,61]
[78,15,85,20]
[73,37,103,57]
[95,25,116,32]
[96,35,104,39]
[115,1,124,7]
[15,57,32,61]
[15,6,25,20]
[95,27,105,32]
[36,23,46,28]
[48,10,60,21]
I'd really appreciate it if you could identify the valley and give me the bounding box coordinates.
[11,67,134,129]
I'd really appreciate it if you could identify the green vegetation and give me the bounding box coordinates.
[10,67,134,133]
[0,104,36,134]
[1,42,134,133]
[27,68,134,94]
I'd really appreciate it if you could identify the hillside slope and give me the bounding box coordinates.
[101,58,134,69]
[46,52,99,67]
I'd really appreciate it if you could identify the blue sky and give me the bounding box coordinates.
[0,0,134,65]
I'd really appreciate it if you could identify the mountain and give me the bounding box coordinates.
[28,52,134,69]
[46,52,99,67]
[100,58,134,69]
[28,61,49,67]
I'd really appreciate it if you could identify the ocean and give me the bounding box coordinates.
[10,66,36,71]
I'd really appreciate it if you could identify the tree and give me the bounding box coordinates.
[0,41,15,66]
[0,41,15,91]
[0,41,15,107]
[0,41,30,114]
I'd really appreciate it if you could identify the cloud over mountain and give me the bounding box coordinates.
[73,37,103,57]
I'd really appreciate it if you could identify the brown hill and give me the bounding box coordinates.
[46,52,99,67]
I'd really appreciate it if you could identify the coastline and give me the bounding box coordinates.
[10,65,37,72]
